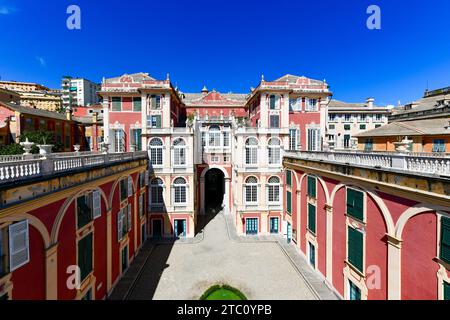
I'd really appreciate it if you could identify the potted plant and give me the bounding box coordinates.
[37,136,54,158]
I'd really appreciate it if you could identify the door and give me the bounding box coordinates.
[308,242,315,268]
[121,245,128,273]
[270,217,279,234]
[246,218,258,235]
[287,222,292,243]
[152,219,162,238]
[174,219,186,238]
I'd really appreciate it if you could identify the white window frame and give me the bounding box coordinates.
[173,177,187,206]
[93,190,102,219]
[244,176,258,205]
[268,138,281,165]
[8,220,30,272]
[173,138,187,167]
[267,176,281,204]
[245,137,258,166]
[149,138,164,167]
[150,178,164,208]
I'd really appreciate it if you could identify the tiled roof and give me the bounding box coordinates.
[0,102,69,121]
[328,99,390,112]
[274,74,325,86]
[392,93,450,116]
[104,72,155,84]
[355,118,450,137]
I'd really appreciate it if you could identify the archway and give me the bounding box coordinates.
[204,168,225,214]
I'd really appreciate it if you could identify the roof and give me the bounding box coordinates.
[182,90,248,106]
[391,91,450,117]
[104,72,155,84]
[274,74,326,86]
[355,118,450,137]
[328,99,390,112]
[0,101,69,121]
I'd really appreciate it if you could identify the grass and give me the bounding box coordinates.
[200,284,247,300]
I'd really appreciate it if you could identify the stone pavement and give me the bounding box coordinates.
[109,212,340,300]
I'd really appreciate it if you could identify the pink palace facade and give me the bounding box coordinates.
[99,73,329,238]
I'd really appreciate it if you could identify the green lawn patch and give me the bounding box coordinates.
[200,284,247,300]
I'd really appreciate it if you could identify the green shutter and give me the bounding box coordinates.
[286,170,292,186]
[78,233,93,282]
[112,97,121,111]
[133,97,142,111]
[440,217,450,264]
[155,115,162,128]
[307,176,316,198]
[286,191,292,214]
[444,281,450,300]
[347,188,364,221]
[348,227,363,272]
[308,204,316,234]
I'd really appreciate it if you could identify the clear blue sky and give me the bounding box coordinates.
[0,0,449,106]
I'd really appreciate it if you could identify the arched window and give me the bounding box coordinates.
[208,125,221,147]
[173,177,187,204]
[268,138,281,165]
[150,178,164,209]
[245,176,258,204]
[267,176,280,203]
[149,138,163,166]
[245,137,258,165]
[173,138,186,166]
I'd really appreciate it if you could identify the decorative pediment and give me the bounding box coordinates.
[119,75,133,83]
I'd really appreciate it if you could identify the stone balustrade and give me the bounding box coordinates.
[0,151,148,184]
[286,151,450,177]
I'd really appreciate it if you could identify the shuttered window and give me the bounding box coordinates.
[127,204,132,232]
[120,179,127,202]
[286,170,292,187]
[128,176,133,197]
[139,194,144,217]
[112,97,121,111]
[349,280,361,300]
[444,281,450,300]
[440,216,450,264]
[145,171,149,186]
[286,191,292,215]
[133,97,142,112]
[307,176,316,198]
[8,220,30,272]
[78,233,93,282]
[347,188,364,221]
[77,194,93,229]
[348,227,364,272]
[92,190,101,219]
[308,204,316,234]
[117,209,123,242]
[0,228,8,276]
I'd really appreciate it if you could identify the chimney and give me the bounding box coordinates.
[201,86,209,95]
[92,111,98,123]
[66,108,72,121]
[366,98,374,109]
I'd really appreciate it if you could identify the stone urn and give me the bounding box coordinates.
[73,144,81,153]
[394,136,413,154]
[100,142,110,154]
[20,138,35,155]
[37,144,54,158]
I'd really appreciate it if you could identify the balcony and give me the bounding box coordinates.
[0,151,148,185]
[284,151,450,177]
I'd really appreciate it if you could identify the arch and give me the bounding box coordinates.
[395,203,450,239]
[245,136,259,145]
[200,165,230,179]
[108,174,136,208]
[149,137,163,146]
[172,137,186,146]
[299,173,331,204]
[245,176,258,184]
[51,186,110,244]
[330,183,395,235]
[0,213,50,248]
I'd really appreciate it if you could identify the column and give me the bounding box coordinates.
[102,97,110,144]
[45,244,58,300]
[325,204,333,283]
[106,209,112,294]
[386,234,402,300]
[296,190,301,245]
[223,178,231,215]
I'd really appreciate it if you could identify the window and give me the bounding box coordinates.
[268,138,281,165]
[286,191,292,214]
[344,114,351,122]
[440,216,450,264]
[307,128,321,151]
[375,114,383,122]
[208,126,221,147]
[269,95,277,109]
[78,233,93,282]
[328,114,336,122]
[245,176,258,204]
[307,176,316,198]
[246,218,258,235]
[148,115,162,128]
[133,97,142,111]
[130,129,142,151]
[77,194,93,229]
[117,208,128,242]
[286,170,292,187]
[173,138,186,166]
[150,178,164,209]
[349,280,361,300]
[444,281,450,300]
[223,131,230,147]
[346,188,364,221]
[306,98,318,111]
[289,98,301,111]
[270,217,279,234]
[344,124,351,131]
[364,139,373,151]
[151,95,161,109]
[120,179,128,202]
[245,137,258,165]
[0,227,8,277]
[348,226,364,272]
[308,204,316,234]
[328,135,335,141]
[173,177,187,205]
[308,242,316,267]
[267,176,280,204]
[114,129,125,152]
[289,129,300,151]
[92,190,102,219]
[375,124,382,128]
[360,124,366,130]
[112,97,122,111]
[433,139,446,153]
[344,135,351,148]
[269,115,280,128]
[149,138,163,166]
[329,124,335,130]
[139,194,144,217]
[359,114,367,122]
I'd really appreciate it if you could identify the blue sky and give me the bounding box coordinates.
[0,0,449,106]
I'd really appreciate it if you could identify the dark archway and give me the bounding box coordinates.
[204,168,225,214]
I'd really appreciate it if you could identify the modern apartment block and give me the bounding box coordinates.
[62,76,100,109]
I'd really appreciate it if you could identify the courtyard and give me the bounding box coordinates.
[114,213,337,300]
